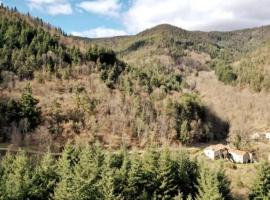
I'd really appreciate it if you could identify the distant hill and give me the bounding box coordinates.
[84,23,270,91]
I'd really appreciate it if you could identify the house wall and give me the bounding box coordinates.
[204,149,222,160]
[251,133,261,140]
[243,153,250,163]
[204,149,215,160]
[230,152,250,163]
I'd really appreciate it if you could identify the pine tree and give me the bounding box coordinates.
[157,148,177,200]
[249,162,270,200]
[216,169,232,200]
[0,153,14,199]
[142,145,160,197]
[54,144,79,200]
[2,151,32,199]
[173,192,183,200]
[196,165,224,200]
[176,151,199,198]
[72,144,102,200]
[19,84,41,131]
[125,153,146,199]
[113,147,130,197]
[100,154,121,200]
[29,152,58,200]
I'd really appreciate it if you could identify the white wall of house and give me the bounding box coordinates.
[204,149,221,160]
[265,133,270,140]
[204,149,215,160]
[251,133,261,140]
[229,152,250,163]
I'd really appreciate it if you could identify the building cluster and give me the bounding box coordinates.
[250,131,270,141]
[203,144,253,164]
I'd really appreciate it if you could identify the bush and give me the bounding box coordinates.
[211,60,237,84]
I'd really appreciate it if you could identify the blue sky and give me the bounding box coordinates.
[2,0,270,38]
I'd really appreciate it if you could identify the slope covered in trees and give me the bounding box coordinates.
[0,4,83,80]
[0,5,228,149]
[88,24,270,92]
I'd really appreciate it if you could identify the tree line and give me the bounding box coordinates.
[0,143,233,200]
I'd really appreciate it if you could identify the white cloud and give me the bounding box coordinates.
[27,0,72,15]
[77,0,121,17]
[71,27,127,38]
[123,0,270,33]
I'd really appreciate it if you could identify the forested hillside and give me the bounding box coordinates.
[88,24,270,91]
[86,23,270,149]
[0,5,228,151]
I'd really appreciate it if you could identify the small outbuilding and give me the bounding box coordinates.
[265,132,270,140]
[228,149,250,163]
[251,131,270,141]
[203,144,226,160]
[250,132,262,140]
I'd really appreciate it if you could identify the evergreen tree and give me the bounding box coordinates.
[72,144,102,200]
[249,162,270,200]
[157,148,177,200]
[54,145,79,200]
[196,165,224,200]
[19,84,41,131]
[216,169,232,200]
[0,153,14,199]
[173,192,183,200]
[176,152,199,198]
[142,145,160,197]
[125,153,146,199]
[100,154,121,200]
[29,152,58,200]
[1,151,32,200]
[113,147,130,197]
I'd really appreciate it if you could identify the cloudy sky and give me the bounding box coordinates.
[3,0,270,38]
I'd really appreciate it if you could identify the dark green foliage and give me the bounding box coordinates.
[120,64,182,94]
[99,61,126,89]
[235,58,267,92]
[210,60,237,85]
[172,94,211,144]
[175,152,199,198]
[156,148,178,199]
[0,85,41,140]
[0,5,82,80]
[0,152,33,200]
[86,45,126,88]
[196,164,232,200]
[124,39,148,52]
[249,162,270,200]
[216,170,232,200]
[19,84,41,131]
[29,152,58,200]
[87,45,116,65]
[124,153,147,199]
[0,144,232,200]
